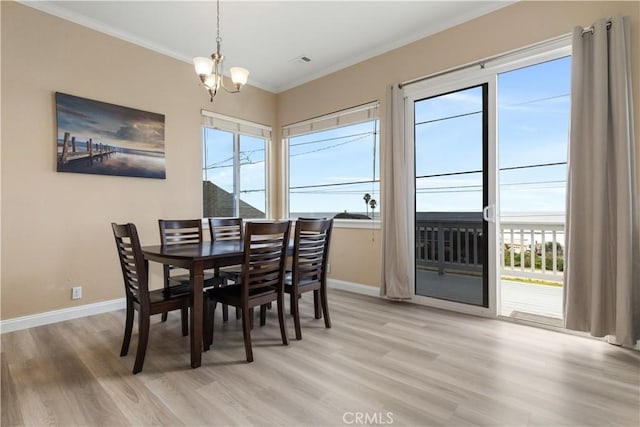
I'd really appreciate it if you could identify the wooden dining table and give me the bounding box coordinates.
[141,240,243,368]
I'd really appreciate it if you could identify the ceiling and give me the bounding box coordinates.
[23,1,511,93]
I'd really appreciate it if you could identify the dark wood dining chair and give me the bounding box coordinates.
[111,222,191,374]
[203,221,291,362]
[208,217,244,320]
[285,218,333,340]
[158,219,224,322]
[272,217,326,320]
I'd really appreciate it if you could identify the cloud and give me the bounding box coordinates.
[115,121,164,144]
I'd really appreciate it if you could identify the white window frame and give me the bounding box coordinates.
[282,102,381,228]
[201,110,273,219]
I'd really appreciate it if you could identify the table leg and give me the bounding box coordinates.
[190,261,204,368]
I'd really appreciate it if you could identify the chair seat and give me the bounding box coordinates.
[168,271,225,289]
[206,283,278,307]
[131,283,191,305]
[152,283,191,302]
[145,284,192,317]
[284,275,321,291]
[218,265,242,282]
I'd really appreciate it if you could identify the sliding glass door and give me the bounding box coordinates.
[405,39,570,317]
[413,84,490,307]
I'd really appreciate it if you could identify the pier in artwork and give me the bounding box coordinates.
[57,131,118,167]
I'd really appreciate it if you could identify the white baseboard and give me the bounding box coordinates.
[0,281,376,334]
[0,298,126,334]
[328,278,381,297]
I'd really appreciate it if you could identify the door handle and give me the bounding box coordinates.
[483,204,495,223]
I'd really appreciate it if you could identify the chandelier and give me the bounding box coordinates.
[193,0,249,101]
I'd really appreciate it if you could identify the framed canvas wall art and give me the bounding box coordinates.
[55,92,166,179]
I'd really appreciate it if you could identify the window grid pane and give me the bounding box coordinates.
[203,128,235,217]
[203,126,268,219]
[288,119,380,219]
[239,134,266,218]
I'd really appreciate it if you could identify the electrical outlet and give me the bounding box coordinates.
[71,286,82,300]
[326,263,331,274]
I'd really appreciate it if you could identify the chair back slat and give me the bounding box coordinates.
[159,219,203,245]
[209,217,243,242]
[293,219,333,285]
[158,219,204,280]
[242,221,291,294]
[112,223,149,304]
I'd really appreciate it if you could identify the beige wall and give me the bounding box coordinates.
[0,2,276,319]
[277,0,640,292]
[2,1,639,320]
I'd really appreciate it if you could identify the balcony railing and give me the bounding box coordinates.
[501,221,564,282]
[416,212,483,275]
[416,212,564,283]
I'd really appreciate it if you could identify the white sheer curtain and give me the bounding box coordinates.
[380,84,414,299]
[564,17,640,347]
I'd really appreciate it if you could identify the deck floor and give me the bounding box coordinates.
[416,269,563,323]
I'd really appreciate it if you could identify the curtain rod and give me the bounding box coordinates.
[399,33,571,89]
[400,19,613,89]
[581,20,612,35]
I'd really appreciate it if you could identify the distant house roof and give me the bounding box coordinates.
[203,181,265,218]
[334,212,371,220]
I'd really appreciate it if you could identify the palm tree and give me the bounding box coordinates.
[363,193,371,217]
[369,198,377,220]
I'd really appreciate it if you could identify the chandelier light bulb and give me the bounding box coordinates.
[193,57,214,76]
[230,67,249,87]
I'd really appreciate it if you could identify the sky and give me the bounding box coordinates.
[203,55,571,220]
[416,55,570,219]
[56,92,165,153]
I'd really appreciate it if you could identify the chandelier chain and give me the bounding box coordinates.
[216,0,221,45]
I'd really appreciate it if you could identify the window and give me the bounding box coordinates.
[202,112,271,219]
[283,102,380,220]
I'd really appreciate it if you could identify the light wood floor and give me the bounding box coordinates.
[2,290,639,426]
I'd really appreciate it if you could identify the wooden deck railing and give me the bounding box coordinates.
[415,213,564,282]
[415,214,483,275]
